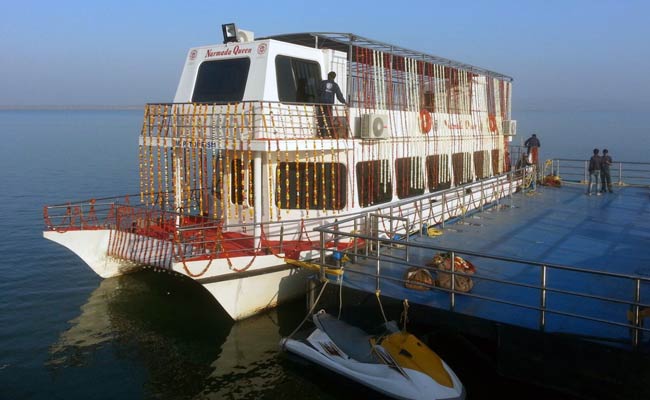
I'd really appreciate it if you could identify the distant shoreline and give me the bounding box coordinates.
[0,105,142,111]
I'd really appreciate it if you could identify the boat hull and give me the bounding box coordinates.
[43,230,137,278]
[182,256,313,320]
[43,230,313,320]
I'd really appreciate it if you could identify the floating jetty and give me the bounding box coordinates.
[309,159,650,399]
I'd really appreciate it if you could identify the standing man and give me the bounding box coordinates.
[524,134,541,165]
[601,149,613,193]
[587,148,602,196]
[317,71,346,137]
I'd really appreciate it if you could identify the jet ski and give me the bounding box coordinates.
[280,310,465,400]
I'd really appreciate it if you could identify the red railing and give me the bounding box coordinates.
[44,195,355,276]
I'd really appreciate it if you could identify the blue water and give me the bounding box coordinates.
[1,109,644,399]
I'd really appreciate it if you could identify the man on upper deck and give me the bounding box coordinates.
[317,72,346,137]
[524,134,541,165]
[318,71,346,105]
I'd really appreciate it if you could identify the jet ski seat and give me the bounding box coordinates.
[313,311,377,363]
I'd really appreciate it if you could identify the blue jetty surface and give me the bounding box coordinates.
[332,183,650,348]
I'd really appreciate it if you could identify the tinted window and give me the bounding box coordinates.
[192,58,250,103]
[356,160,393,207]
[276,162,347,210]
[395,157,425,199]
[473,150,488,179]
[426,154,451,191]
[276,56,321,103]
[452,152,472,185]
[230,159,254,205]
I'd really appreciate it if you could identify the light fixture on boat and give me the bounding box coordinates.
[222,23,238,43]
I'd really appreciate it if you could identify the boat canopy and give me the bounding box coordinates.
[261,32,513,82]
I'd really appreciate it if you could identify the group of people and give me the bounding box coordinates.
[587,148,614,195]
[521,134,614,196]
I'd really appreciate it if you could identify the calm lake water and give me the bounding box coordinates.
[0,109,645,399]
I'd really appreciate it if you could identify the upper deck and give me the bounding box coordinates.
[171,27,515,128]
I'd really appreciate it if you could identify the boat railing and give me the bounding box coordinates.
[315,205,650,350]
[43,191,204,233]
[43,165,532,273]
[550,158,650,187]
[321,166,532,246]
[141,101,350,142]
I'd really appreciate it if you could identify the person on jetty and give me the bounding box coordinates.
[317,71,346,137]
[587,148,602,196]
[524,133,541,165]
[601,149,613,193]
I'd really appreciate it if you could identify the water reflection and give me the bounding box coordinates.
[47,270,232,399]
[46,270,336,399]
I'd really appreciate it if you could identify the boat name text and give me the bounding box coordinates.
[205,46,252,58]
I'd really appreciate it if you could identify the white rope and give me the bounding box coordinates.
[283,280,330,346]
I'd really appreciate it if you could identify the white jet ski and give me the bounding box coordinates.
[280,310,465,400]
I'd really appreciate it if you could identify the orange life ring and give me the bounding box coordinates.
[419,109,432,133]
[488,115,497,132]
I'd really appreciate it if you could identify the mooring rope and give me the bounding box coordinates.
[282,280,330,348]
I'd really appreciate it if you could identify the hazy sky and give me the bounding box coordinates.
[1,0,648,111]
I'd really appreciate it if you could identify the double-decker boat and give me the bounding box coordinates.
[43,24,519,321]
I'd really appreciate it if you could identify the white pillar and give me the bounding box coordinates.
[253,152,263,249]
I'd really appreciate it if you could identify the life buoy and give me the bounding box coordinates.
[488,115,497,132]
[419,109,432,133]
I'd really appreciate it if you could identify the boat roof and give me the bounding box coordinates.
[261,32,513,82]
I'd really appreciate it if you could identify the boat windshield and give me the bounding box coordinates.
[192,58,250,103]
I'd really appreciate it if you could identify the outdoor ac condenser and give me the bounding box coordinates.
[502,120,517,136]
[361,114,390,139]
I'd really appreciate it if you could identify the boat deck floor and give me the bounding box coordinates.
[337,184,650,348]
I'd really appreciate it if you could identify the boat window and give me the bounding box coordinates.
[473,150,489,179]
[192,58,250,103]
[452,152,472,185]
[356,160,393,207]
[276,162,347,210]
[395,157,425,199]
[230,159,254,205]
[426,155,451,191]
[275,56,321,103]
[491,149,503,175]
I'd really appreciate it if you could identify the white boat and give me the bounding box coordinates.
[281,311,465,400]
[43,23,520,320]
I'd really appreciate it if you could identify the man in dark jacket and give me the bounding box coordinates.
[587,148,602,196]
[600,149,613,193]
[317,72,346,137]
[524,134,541,165]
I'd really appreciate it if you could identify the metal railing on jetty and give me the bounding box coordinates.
[314,181,650,350]
[550,159,650,187]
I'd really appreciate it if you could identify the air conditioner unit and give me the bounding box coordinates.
[502,120,517,136]
[361,114,390,139]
